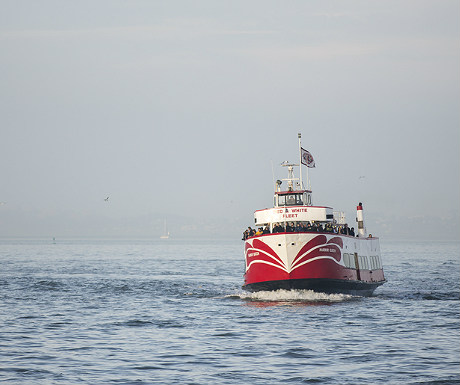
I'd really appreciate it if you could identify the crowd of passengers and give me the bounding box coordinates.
[242,222,355,240]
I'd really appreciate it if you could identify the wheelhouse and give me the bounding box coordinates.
[275,190,312,207]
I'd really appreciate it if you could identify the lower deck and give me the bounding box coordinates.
[243,232,385,293]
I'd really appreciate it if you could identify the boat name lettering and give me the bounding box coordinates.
[290,208,308,213]
[319,248,337,253]
[276,208,308,214]
[248,252,260,258]
[283,213,298,218]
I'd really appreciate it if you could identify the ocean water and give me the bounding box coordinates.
[0,238,459,385]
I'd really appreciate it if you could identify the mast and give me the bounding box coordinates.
[298,133,303,190]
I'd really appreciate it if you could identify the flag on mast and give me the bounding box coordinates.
[301,148,316,168]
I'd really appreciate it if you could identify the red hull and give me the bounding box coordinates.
[243,233,385,296]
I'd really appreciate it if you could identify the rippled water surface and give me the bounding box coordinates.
[1,238,459,384]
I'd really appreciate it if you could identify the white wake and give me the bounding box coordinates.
[229,289,354,303]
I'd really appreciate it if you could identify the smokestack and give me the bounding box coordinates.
[356,202,367,238]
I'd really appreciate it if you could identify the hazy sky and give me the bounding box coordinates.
[1,1,459,240]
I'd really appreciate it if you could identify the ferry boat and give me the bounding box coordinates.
[242,134,386,296]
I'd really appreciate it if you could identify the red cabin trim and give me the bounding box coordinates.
[275,190,312,195]
[254,205,333,213]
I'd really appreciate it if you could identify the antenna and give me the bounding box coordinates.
[298,133,303,189]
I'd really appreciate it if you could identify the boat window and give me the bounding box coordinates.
[359,256,369,270]
[369,256,381,270]
[343,253,356,269]
[278,193,303,206]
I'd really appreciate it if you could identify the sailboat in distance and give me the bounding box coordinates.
[160,219,170,239]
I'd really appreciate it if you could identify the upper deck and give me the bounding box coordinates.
[253,159,335,227]
[243,135,372,241]
[255,205,334,226]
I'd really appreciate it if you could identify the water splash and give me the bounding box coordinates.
[228,289,355,305]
